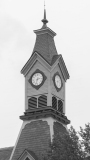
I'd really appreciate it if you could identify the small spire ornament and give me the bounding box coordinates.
[42,1,48,28]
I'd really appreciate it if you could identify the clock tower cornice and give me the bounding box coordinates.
[20,107,70,125]
[34,27,56,37]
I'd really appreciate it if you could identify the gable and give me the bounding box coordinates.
[21,52,51,76]
[18,149,38,160]
[51,63,65,100]
[21,52,69,82]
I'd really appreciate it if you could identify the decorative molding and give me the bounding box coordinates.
[34,27,56,37]
[18,149,37,160]
[20,107,70,125]
[28,69,47,90]
[52,72,63,92]
[21,52,69,83]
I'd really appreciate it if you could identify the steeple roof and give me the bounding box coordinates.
[21,8,69,81]
[32,8,58,65]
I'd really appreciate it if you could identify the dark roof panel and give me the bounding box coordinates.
[10,120,51,160]
[51,55,60,65]
[0,147,13,160]
[33,27,57,64]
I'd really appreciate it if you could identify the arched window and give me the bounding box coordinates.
[58,100,63,113]
[38,95,47,108]
[52,96,57,110]
[28,97,37,109]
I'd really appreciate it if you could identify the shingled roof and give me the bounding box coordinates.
[31,7,58,65]
[32,27,58,65]
[0,147,13,160]
[9,120,51,160]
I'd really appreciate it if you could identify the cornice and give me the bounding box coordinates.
[34,27,56,37]
[20,107,70,125]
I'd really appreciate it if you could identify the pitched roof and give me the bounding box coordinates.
[18,149,38,160]
[0,147,13,160]
[9,120,51,160]
[21,52,59,75]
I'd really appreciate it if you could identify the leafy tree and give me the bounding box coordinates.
[46,126,85,160]
[69,126,85,159]
[79,123,90,156]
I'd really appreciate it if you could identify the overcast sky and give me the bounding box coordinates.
[0,0,90,148]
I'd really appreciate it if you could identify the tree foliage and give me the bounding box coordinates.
[79,123,90,156]
[43,123,90,160]
[46,126,85,160]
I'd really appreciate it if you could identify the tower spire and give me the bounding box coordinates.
[42,1,48,28]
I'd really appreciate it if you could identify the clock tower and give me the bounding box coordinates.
[10,8,70,160]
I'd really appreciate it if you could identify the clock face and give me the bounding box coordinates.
[55,75,61,88]
[29,69,47,90]
[32,73,43,86]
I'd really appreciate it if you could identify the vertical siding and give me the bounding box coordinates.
[25,61,49,110]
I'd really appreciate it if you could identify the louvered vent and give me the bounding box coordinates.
[52,96,57,110]
[38,95,47,108]
[58,100,63,113]
[28,97,37,109]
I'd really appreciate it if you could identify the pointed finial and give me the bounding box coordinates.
[44,0,45,9]
[41,1,48,28]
